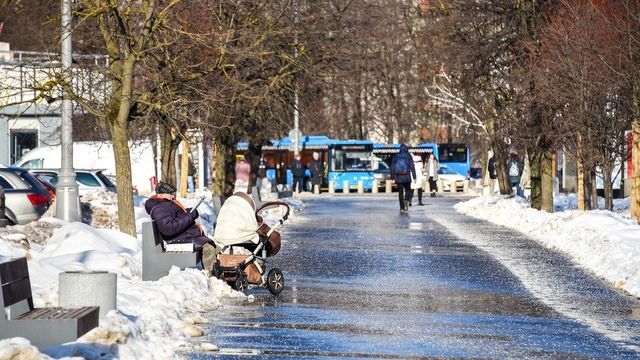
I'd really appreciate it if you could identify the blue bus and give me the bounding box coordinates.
[374,142,470,179]
[436,143,471,179]
[327,140,388,191]
[239,136,386,191]
[375,143,438,167]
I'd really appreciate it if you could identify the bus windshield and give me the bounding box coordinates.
[438,144,467,162]
[332,149,374,171]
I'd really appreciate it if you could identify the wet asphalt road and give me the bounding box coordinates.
[189,195,640,359]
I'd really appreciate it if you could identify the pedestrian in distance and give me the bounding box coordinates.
[507,153,524,197]
[391,144,416,212]
[487,153,498,194]
[310,152,324,193]
[425,153,440,197]
[276,162,287,191]
[410,153,425,206]
[258,155,267,179]
[291,154,305,193]
[145,181,219,274]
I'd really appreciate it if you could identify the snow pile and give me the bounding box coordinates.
[455,195,640,297]
[0,191,304,359]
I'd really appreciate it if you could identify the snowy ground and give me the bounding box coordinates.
[0,190,304,360]
[455,193,640,298]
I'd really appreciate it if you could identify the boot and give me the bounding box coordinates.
[431,192,436,198]
[418,199,424,206]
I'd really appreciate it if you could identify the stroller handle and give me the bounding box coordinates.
[255,201,291,221]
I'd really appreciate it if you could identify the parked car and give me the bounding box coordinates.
[29,169,117,196]
[470,167,482,180]
[32,174,56,205]
[104,174,138,195]
[0,167,51,225]
[438,166,466,192]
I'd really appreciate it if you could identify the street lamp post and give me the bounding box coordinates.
[55,0,81,222]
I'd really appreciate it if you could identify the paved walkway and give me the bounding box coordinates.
[189,195,640,359]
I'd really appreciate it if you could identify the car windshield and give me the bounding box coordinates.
[76,172,102,187]
[96,171,116,188]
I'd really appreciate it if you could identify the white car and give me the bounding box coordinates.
[29,169,116,196]
[437,166,466,192]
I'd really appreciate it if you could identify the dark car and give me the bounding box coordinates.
[32,174,56,205]
[470,167,482,180]
[0,167,51,225]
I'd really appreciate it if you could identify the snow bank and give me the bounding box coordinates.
[455,194,640,297]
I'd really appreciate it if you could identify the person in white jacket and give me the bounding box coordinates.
[410,153,425,206]
[425,153,440,197]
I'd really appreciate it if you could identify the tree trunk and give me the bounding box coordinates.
[540,150,553,213]
[492,143,512,195]
[530,149,552,212]
[211,141,224,196]
[577,135,587,210]
[530,150,542,209]
[603,164,613,211]
[110,59,136,237]
[590,170,598,210]
[179,141,189,198]
[215,130,237,198]
[158,122,179,186]
[246,142,262,191]
[632,119,640,223]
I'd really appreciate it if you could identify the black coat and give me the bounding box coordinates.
[310,159,324,185]
[291,159,305,177]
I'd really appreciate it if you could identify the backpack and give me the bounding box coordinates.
[394,156,409,176]
[508,161,519,177]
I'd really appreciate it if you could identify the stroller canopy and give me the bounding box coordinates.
[213,193,259,247]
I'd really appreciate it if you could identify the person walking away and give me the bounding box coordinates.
[391,144,416,212]
[507,153,523,197]
[487,154,498,194]
[426,153,440,197]
[145,181,219,274]
[310,152,324,193]
[291,154,305,193]
[410,153,425,206]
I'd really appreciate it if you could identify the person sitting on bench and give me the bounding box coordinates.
[145,181,219,273]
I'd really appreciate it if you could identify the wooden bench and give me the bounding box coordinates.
[141,220,198,281]
[0,257,99,348]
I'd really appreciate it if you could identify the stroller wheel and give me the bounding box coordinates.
[267,268,284,295]
[234,273,248,292]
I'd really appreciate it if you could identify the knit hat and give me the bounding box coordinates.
[155,181,177,194]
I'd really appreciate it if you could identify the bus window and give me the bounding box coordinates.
[438,144,467,162]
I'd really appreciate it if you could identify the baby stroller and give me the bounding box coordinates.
[212,192,290,295]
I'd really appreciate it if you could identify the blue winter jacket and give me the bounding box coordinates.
[391,144,416,184]
[145,196,208,250]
